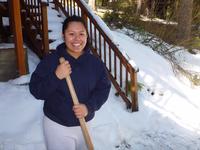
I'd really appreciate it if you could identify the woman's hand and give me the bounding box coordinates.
[55,60,71,80]
[73,104,88,119]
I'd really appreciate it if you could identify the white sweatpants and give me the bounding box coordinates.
[43,116,89,150]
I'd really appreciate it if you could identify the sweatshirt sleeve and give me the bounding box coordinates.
[85,63,111,114]
[29,54,60,100]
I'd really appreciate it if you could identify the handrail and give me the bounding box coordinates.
[20,0,49,57]
[53,0,138,111]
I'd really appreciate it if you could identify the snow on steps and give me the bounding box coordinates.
[47,2,64,50]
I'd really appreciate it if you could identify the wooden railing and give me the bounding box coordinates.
[53,0,138,111]
[20,0,49,57]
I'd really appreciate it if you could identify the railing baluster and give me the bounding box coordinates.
[94,27,97,51]
[99,34,102,59]
[66,0,69,14]
[125,68,128,96]
[27,0,30,13]
[63,0,66,10]
[78,5,80,16]
[38,1,41,31]
[34,0,37,13]
[114,53,116,79]
[104,40,106,66]
[70,0,72,15]
[30,0,33,13]
[109,46,111,72]
[120,61,122,87]
[89,20,92,46]
[73,0,76,15]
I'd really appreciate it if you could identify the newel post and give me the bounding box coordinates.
[130,67,138,112]
[11,0,27,75]
[41,1,49,55]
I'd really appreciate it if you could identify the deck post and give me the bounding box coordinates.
[41,2,49,55]
[11,0,27,75]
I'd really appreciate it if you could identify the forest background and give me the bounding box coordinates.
[87,0,200,86]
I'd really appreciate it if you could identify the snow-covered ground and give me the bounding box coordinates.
[0,1,200,150]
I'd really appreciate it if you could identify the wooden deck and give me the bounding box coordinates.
[0,47,18,81]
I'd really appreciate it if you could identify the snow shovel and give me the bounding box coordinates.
[59,57,94,150]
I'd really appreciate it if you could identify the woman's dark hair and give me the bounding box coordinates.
[62,15,87,34]
[62,15,90,51]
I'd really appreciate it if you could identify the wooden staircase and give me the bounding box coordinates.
[20,0,50,58]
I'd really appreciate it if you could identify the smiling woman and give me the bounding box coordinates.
[29,15,111,150]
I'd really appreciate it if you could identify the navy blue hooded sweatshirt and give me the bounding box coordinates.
[29,43,111,127]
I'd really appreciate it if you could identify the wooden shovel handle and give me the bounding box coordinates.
[59,57,94,150]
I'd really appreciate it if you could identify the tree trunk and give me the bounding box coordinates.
[145,0,155,17]
[154,0,168,19]
[102,0,109,6]
[88,0,96,10]
[176,0,193,41]
[136,0,142,15]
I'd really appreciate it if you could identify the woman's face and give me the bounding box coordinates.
[63,21,88,58]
